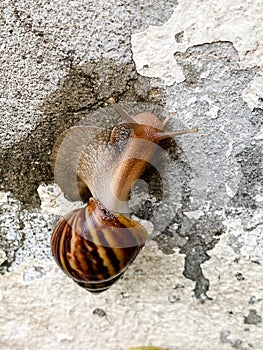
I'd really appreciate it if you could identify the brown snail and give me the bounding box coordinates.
[50,99,197,293]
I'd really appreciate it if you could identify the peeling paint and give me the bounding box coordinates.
[0,192,54,273]
[206,105,220,119]
[242,72,263,110]
[223,218,259,260]
[226,140,234,158]
[255,194,263,203]
[0,192,9,203]
[225,184,236,198]
[37,184,83,219]
[131,0,263,109]
[183,210,204,220]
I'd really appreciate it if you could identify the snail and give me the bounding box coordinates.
[50,98,197,293]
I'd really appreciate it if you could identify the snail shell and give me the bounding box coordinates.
[51,197,147,293]
[51,99,197,292]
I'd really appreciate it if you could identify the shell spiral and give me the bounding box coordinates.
[51,198,148,293]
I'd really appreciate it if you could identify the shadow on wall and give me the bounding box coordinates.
[0,60,160,207]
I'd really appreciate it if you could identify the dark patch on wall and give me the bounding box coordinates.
[244,309,262,325]
[156,212,223,300]
[220,330,249,350]
[0,207,25,274]
[232,142,263,209]
[155,41,257,300]
[249,296,262,305]
[0,60,161,207]
[249,108,263,128]
[151,132,223,300]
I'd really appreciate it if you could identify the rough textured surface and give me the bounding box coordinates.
[132,0,263,110]
[0,240,263,350]
[0,1,263,349]
[0,0,175,205]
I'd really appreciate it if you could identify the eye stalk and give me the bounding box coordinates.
[109,97,198,142]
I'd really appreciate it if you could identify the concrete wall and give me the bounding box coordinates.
[0,1,262,349]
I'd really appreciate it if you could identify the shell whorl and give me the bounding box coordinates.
[51,198,148,293]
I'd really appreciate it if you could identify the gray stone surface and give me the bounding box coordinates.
[0,0,175,204]
[153,42,263,298]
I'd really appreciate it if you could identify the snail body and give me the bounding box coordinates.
[51,99,197,293]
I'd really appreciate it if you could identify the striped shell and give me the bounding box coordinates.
[51,197,148,293]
